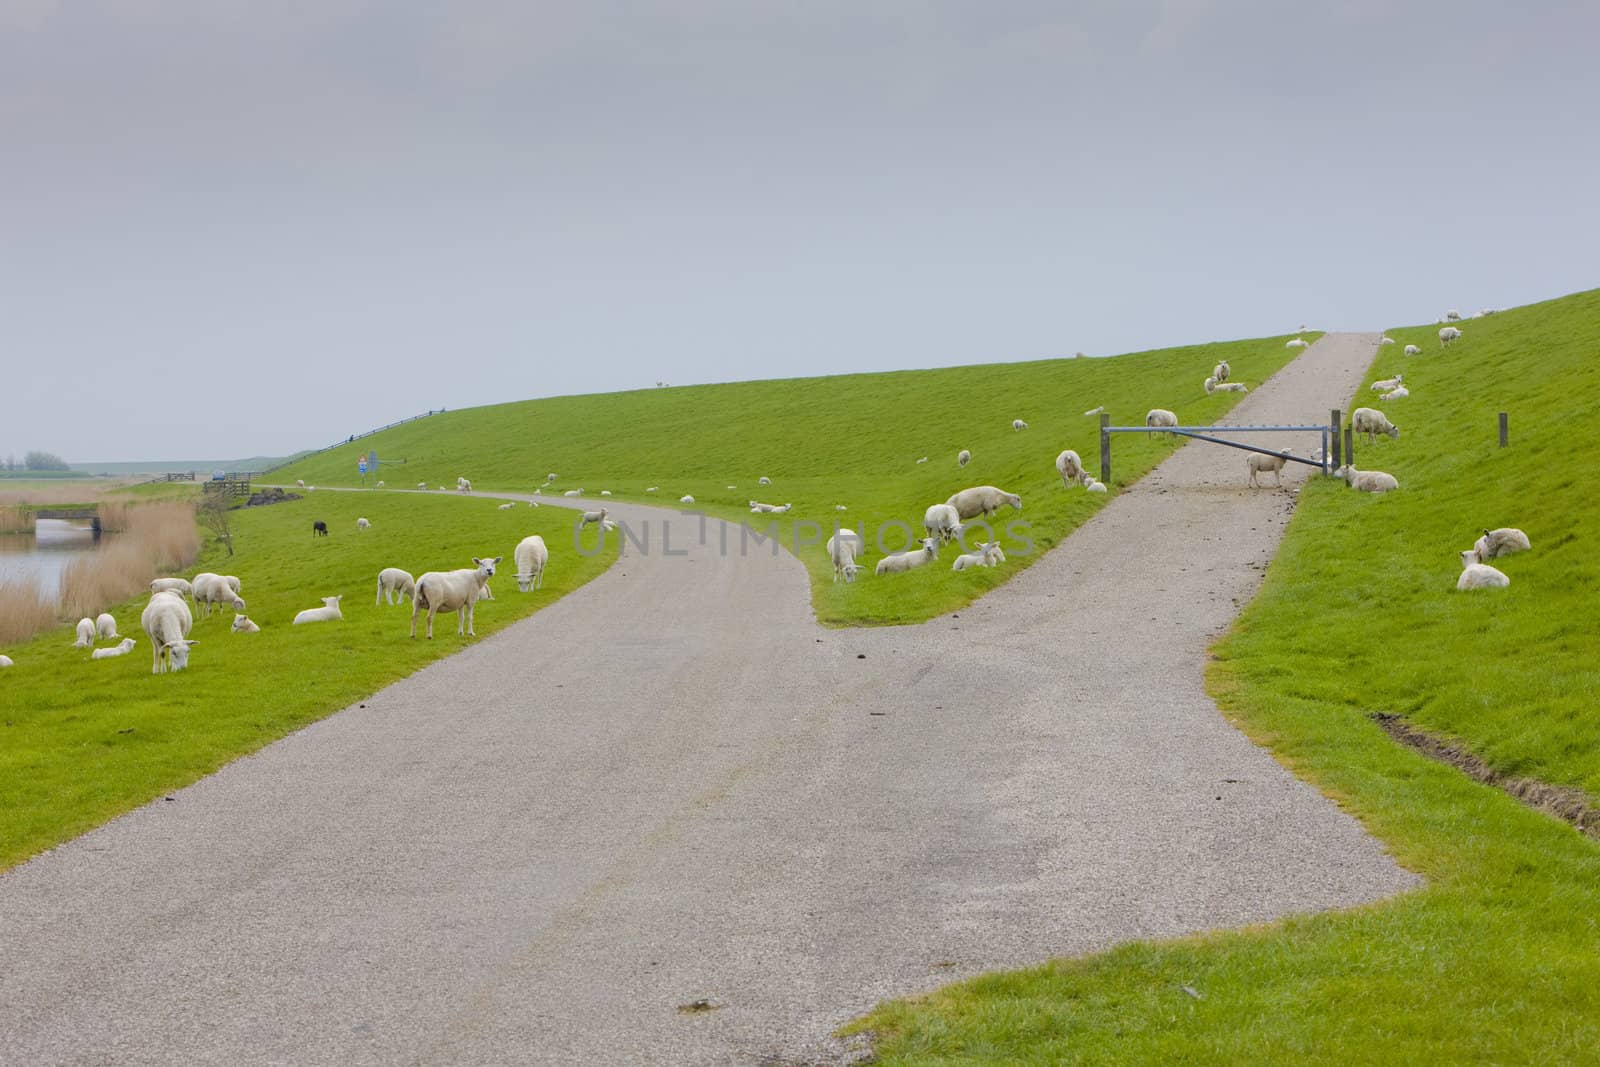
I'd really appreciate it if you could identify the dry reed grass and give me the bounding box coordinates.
[58,501,200,620]
[0,579,58,646]
[0,484,129,506]
[0,506,33,534]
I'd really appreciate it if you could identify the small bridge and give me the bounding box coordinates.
[32,507,98,521]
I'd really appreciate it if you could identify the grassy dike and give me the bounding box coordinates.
[0,491,616,870]
[278,335,1312,625]
[848,289,1600,1063]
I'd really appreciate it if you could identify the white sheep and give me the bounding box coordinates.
[957,449,971,467]
[951,542,1003,571]
[1380,336,1395,345]
[749,502,792,514]
[95,612,118,639]
[1466,527,1530,563]
[296,479,306,488]
[1445,309,1461,321]
[829,530,862,583]
[875,538,938,575]
[1286,338,1308,349]
[1204,377,1248,394]
[231,614,261,633]
[514,535,549,592]
[1404,344,1422,356]
[293,595,344,624]
[1336,465,1399,493]
[1083,405,1105,417]
[149,577,192,597]
[600,490,612,496]
[946,485,1023,520]
[438,486,447,492]
[1457,558,1509,591]
[727,485,737,490]
[497,502,515,510]
[1145,409,1179,437]
[376,480,384,488]
[1012,419,1028,431]
[1351,407,1400,444]
[1439,326,1462,347]
[923,503,964,544]
[73,617,94,648]
[357,516,371,529]
[1056,449,1084,488]
[457,476,473,492]
[91,637,137,660]
[826,528,867,564]
[758,476,771,485]
[1084,478,1108,493]
[1212,360,1230,382]
[835,504,847,511]
[306,485,315,492]
[411,556,501,638]
[192,573,245,617]
[1247,448,1294,488]
[680,495,695,504]
[141,590,196,673]
[580,506,609,526]
[417,481,428,489]
[377,567,416,605]
[1371,374,1403,392]
[547,473,558,483]
[0,655,12,668]
[646,486,659,493]
[1381,386,1410,401]
[915,456,929,464]
[533,487,542,495]
[563,489,584,497]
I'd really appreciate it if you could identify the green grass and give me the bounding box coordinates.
[278,337,1313,625]
[850,288,1600,1062]
[0,491,615,870]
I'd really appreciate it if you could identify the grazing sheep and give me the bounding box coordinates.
[293,595,344,624]
[1404,344,1422,356]
[957,449,971,468]
[923,503,964,544]
[1457,558,1509,591]
[357,516,371,530]
[1056,449,1084,488]
[1336,465,1399,493]
[1380,336,1395,345]
[1445,309,1461,321]
[1286,338,1308,349]
[91,637,137,660]
[141,590,196,673]
[296,479,306,488]
[1213,360,1230,382]
[231,614,261,633]
[150,577,192,597]
[497,502,515,510]
[563,489,584,497]
[826,528,868,571]
[95,612,118,639]
[417,481,428,489]
[680,495,695,504]
[1083,405,1106,417]
[411,556,502,638]
[1467,528,1531,563]
[377,567,416,605]
[946,485,1023,520]
[1371,374,1403,392]
[1381,386,1410,401]
[829,530,862,583]
[1012,419,1028,431]
[1439,326,1462,346]
[313,520,328,537]
[1204,377,1248,394]
[547,473,558,483]
[580,507,609,527]
[951,542,1004,571]
[758,476,771,485]
[73,618,95,648]
[514,535,549,592]
[1145,409,1179,437]
[192,573,245,618]
[0,655,13,668]
[457,477,473,492]
[1247,448,1294,488]
[875,538,938,575]
[1351,407,1400,444]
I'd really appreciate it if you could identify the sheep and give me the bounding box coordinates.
[1351,407,1400,444]
[836,505,847,511]
[356,516,371,529]
[95,612,118,639]
[417,481,428,489]
[957,449,971,467]
[547,473,558,483]
[1204,377,1248,394]
[1212,360,1230,382]
[1286,338,1308,349]
[1439,326,1462,346]
[231,614,261,633]
[923,503,964,543]
[377,566,416,605]
[411,556,502,638]
[829,531,861,583]
[376,480,384,488]
[915,456,928,464]
[1012,419,1028,431]
[1381,386,1410,401]
[438,486,447,492]
[1445,309,1462,321]
[758,476,772,485]
[1467,528,1530,563]
[91,637,137,660]
[296,479,306,488]
[1084,478,1108,493]
[293,595,344,624]
[533,487,543,495]
[1457,558,1509,591]
[1083,405,1105,417]
[514,535,549,592]
[313,520,328,537]
[563,489,584,497]
[192,573,245,618]
[457,476,473,492]
[149,577,192,597]
[1056,449,1084,488]
[141,590,197,673]
[1246,448,1294,488]
[580,507,609,527]
[1145,409,1179,437]
[951,542,1004,571]
[826,528,868,561]
[73,618,95,648]
[497,502,515,510]
[749,502,792,514]
[1371,374,1403,392]
[1336,465,1399,493]
[529,501,539,508]
[646,486,659,493]
[306,486,315,492]
[875,538,938,575]
[600,490,612,496]
[1380,336,1395,345]
[680,495,695,504]
[0,655,12,668]
[1404,344,1422,356]
[946,485,1023,520]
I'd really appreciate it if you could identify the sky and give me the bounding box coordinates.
[2,1,1596,463]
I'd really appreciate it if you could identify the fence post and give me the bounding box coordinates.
[1100,413,1112,484]
[1344,426,1354,469]
[1498,412,1508,447]
[1330,409,1341,468]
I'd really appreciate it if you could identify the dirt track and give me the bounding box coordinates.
[0,334,1418,1065]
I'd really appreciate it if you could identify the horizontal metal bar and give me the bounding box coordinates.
[1107,424,1328,433]
[1162,429,1327,466]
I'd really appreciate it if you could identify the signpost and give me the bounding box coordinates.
[359,453,368,488]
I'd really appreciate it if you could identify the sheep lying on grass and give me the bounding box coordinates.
[749,502,792,514]
[91,638,137,660]
[141,590,196,674]
[377,567,416,605]
[758,476,771,485]
[1404,344,1422,356]
[875,538,938,575]
[293,596,344,624]
[95,613,118,639]
[231,614,260,633]
[1247,448,1294,488]
[1380,336,1395,345]
[1336,465,1399,493]
[1457,557,1510,591]
[1371,374,1403,392]
[412,557,501,638]
[0,655,12,668]
[1286,338,1308,349]
[946,485,1022,520]
[1381,386,1410,401]
[951,542,1003,571]
[497,502,515,510]
[1465,528,1530,563]
[680,495,695,504]
[563,489,584,497]
[1204,377,1248,394]
[514,535,549,592]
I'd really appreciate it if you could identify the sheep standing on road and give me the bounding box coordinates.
[1336,465,1399,493]
[946,485,1023,520]
[141,590,197,673]
[293,595,344,624]
[580,507,609,527]
[1466,528,1530,563]
[1056,449,1084,488]
[1247,449,1294,488]
[91,637,137,660]
[1351,407,1400,444]
[412,557,501,638]
[514,535,549,592]
[875,538,938,575]
[377,567,416,605]
[95,613,119,639]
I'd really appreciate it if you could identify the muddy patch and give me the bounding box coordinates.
[1374,713,1599,839]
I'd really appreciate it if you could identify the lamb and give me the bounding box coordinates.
[1286,338,1308,349]
[356,516,371,529]
[1145,409,1179,437]
[828,530,862,583]
[1445,309,1462,321]
[1204,377,1248,394]
[1439,326,1462,346]
[1212,360,1230,382]
[1246,448,1294,488]
[836,504,847,511]
[148,577,191,598]
[957,449,971,467]
[231,614,261,633]
[91,637,137,660]
[411,556,502,638]
[946,485,1022,520]
[313,520,328,537]
[0,655,12,668]
[580,507,609,526]
[141,590,197,673]
[923,503,964,543]
[1371,374,1403,392]
[600,490,612,496]
[758,476,772,485]
[563,489,584,497]
[1082,405,1106,417]
[73,618,95,648]
[749,502,792,514]
[417,481,428,489]
[293,595,344,624]
[92,613,119,640]
[514,535,549,591]
[951,542,1004,571]
[1380,336,1395,345]
[547,473,558,483]
[296,479,306,488]
[645,486,659,493]
[1084,478,1108,493]
[456,476,473,492]
[497,502,515,510]
[1457,557,1509,591]
[1381,386,1410,401]
[192,573,245,617]
[1466,527,1530,563]
[376,480,384,488]
[875,538,938,575]
[680,495,695,504]
[1404,344,1422,356]
[377,566,416,605]
[1336,465,1399,493]
[1012,419,1028,431]
[915,456,929,464]
[1351,407,1400,443]
[1056,449,1084,488]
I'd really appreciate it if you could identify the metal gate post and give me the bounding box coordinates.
[1100,413,1112,484]
[1330,409,1341,468]
[1344,426,1354,469]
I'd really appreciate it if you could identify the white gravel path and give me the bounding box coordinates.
[0,333,1417,1065]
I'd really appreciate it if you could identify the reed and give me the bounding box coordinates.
[59,502,201,620]
[0,506,34,534]
[0,579,57,646]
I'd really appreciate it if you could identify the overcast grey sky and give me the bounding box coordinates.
[2,1,1595,462]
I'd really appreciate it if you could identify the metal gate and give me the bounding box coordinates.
[1096,409,1356,484]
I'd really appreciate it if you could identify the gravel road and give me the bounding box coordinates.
[0,333,1418,1065]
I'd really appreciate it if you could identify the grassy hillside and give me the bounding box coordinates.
[0,492,615,870]
[278,337,1311,624]
[852,289,1600,1061]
